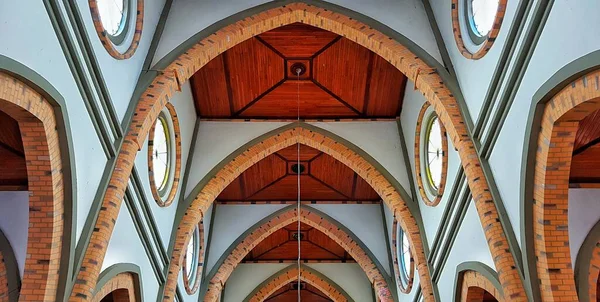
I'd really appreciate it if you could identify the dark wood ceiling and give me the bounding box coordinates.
[0,110,27,190]
[265,282,332,302]
[191,23,407,119]
[571,109,600,183]
[243,222,354,263]
[217,145,380,202]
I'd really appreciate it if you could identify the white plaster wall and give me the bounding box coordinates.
[309,121,412,197]
[185,121,289,197]
[307,204,391,276]
[101,203,160,301]
[400,80,461,249]
[429,0,520,120]
[135,80,197,249]
[568,189,600,266]
[489,0,600,247]
[0,191,29,277]
[306,263,373,302]
[437,202,495,300]
[153,0,442,66]
[205,204,290,272]
[222,263,289,302]
[75,0,166,122]
[0,1,107,242]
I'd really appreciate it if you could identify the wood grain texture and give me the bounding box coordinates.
[258,23,338,58]
[265,283,333,302]
[190,55,231,117]
[574,108,600,152]
[0,111,26,189]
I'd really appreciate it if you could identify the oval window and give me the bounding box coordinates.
[393,220,414,293]
[469,0,500,37]
[96,0,126,36]
[183,224,203,294]
[425,115,443,191]
[152,114,171,193]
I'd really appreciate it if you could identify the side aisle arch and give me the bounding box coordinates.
[71,1,525,301]
[453,262,504,302]
[202,206,386,301]
[575,217,600,301]
[244,265,354,302]
[0,72,68,302]
[524,69,600,300]
[92,264,142,302]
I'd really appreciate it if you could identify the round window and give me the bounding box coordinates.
[183,223,204,294]
[96,0,127,37]
[468,0,500,38]
[415,102,448,206]
[393,220,414,293]
[148,103,181,207]
[425,115,443,191]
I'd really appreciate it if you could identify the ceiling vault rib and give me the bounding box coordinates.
[307,174,352,199]
[395,76,408,117]
[351,173,358,199]
[573,136,600,156]
[304,241,345,259]
[311,36,342,59]
[232,78,287,117]
[222,51,235,115]
[242,173,288,200]
[362,52,375,114]
[311,79,363,115]
[254,35,287,59]
[0,141,25,158]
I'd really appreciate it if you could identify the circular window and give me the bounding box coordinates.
[148,103,181,207]
[415,102,448,206]
[183,223,204,294]
[392,220,414,293]
[89,0,144,59]
[451,0,506,59]
[468,0,500,38]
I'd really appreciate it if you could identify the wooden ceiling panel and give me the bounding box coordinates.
[276,145,321,161]
[226,38,285,113]
[353,176,380,200]
[238,81,358,118]
[310,154,354,198]
[243,155,287,198]
[313,38,371,113]
[217,178,244,200]
[366,55,407,116]
[574,109,600,152]
[266,283,332,302]
[257,23,339,58]
[570,143,600,183]
[249,175,348,201]
[190,54,230,117]
[0,147,27,189]
[249,228,289,258]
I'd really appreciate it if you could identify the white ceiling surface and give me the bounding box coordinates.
[152,0,443,67]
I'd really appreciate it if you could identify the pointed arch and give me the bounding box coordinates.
[92,264,142,302]
[523,69,600,300]
[201,205,386,301]
[0,229,20,302]
[574,217,600,302]
[0,72,67,301]
[72,2,526,301]
[454,262,504,302]
[243,264,354,302]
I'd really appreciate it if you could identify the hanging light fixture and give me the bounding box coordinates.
[295,66,302,301]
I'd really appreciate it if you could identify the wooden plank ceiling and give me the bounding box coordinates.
[217,145,380,202]
[243,222,354,263]
[265,282,332,302]
[0,110,27,190]
[571,109,600,183]
[191,23,407,119]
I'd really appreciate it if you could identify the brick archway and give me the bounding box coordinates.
[92,273,137,302]
[458,271,503,302]
[246,265,350,302]
[170,129,413,301]
[531,69,600,300]
[204,206,385,301]
[586,241,600,301]
[73,2,525,300]
[0,72,65,301]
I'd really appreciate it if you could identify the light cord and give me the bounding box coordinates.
[296,68,301,302]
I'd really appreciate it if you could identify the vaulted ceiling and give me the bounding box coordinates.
[243,222,354,263]
[190,23,407,119]
[571,109,600,183]
[216,145,380,203]
[265,282,332,302]
[0,110,26,190]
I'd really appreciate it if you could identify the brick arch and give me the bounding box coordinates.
[458,271,504,302]
[92,273,137,302]
[531,69,600,300]
[0,72,64,301]
[203,206,386,301]
[72,2,525,301]
[586,240,600,301]
[245,265,351,302]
